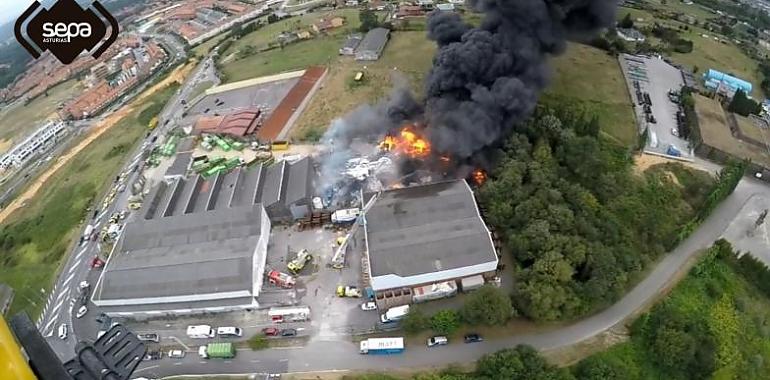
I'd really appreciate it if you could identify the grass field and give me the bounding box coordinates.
[222,9,361,58]
[291,31,436,140]
[191,32,231,57]
[221,36,344,83]
[0,79,81,151]
[694,94,770,167]
[0,83,179,318]
[189,80,214,100]
[545,43,637,146]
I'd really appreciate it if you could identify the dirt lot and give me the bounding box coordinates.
[694,94,770,167]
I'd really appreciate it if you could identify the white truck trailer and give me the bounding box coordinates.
[380,305,410,323]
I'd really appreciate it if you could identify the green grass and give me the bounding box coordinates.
[0,79,81,150]
[222,9,362,58]
[545,43,637,147]
[0,83,180,318]
[291,31,436,140]
[574,243,770,379]
[221,35,344,83]
[191,32,231,57]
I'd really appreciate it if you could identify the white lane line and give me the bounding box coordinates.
[68,263,79,274]
[43,316,58,331]
[134,365,159,373]
[96,209,109,221]
[55,289,68,302]
[75,246,88,259]
[62,272,76,287]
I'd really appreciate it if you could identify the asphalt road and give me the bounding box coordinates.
[132,176,770,378]
[36,43,216,362]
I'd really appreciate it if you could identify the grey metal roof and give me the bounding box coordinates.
[258,161,286,207]
[95,204,265,301]
[230,164,263,208]
[365,180,497,283]
[357,28,390,54]
[342,34,362,50]
[165,152,192,178]
[283,157,314,204]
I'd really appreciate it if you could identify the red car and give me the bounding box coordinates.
[262,327,279,336]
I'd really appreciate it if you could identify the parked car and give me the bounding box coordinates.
[76,305,88,319]
[360,301,377,311]
[168,349,186,358]
[671,127,679,137]
[262,327,279,336]
[427,336,448,347]
[216,326,243,337]
[280,328,297,337]
[58,324,68,340]
[137,333,160,343]
[464,334,483,343]
[144,350,162,361]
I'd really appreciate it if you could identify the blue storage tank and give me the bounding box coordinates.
[704,69,753,94]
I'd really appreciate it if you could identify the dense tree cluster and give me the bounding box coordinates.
[359,9,380,33]
[728,90,762,117]
[401,286,514,335]
[480,107,714,320]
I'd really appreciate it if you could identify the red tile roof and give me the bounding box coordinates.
[258,66,326,141]
[194,109,262,137]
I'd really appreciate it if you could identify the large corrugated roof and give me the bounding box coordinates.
[95,205,265,301]
[365,180,497,289]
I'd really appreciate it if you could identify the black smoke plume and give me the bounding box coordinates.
[319,0,616,188]
[423,0,615,159]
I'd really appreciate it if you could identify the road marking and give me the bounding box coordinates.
[67,263,79,274]
[62,272,76,287]
[134,365,159,373]
[96,209,109,221]
[43,316,58,331]
[199,361,207,364]
[173,362,182,366]
[75,247,88,260]
[55,289,68,302]
[50,298,65,316]
[250,359,260,363]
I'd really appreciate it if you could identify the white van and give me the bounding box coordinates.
[427,336,448,347]
[216,326,242,337]
[186,325,216,339]
[58,324,68,340]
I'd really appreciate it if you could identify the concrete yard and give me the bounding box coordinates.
[722,194,770,266]
[266,225,380,339]
[619,54,691,159]
[184,78,299,121]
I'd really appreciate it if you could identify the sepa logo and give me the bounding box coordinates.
[15,0,119,64]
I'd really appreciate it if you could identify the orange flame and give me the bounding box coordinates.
[472,169,487,186]
[379,127,431,158]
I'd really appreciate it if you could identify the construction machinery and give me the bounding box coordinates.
[267,270,296,288]
[337,285,362,298]
[287,249,312,274]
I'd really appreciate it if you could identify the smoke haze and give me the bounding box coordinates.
[318,0,616,190]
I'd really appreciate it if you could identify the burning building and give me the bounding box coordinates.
[318,0,615,192]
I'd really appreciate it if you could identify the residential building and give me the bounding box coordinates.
[0,121,67,169]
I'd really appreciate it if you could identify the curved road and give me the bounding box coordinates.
[132,176,768,378]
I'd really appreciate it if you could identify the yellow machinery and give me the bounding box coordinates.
[0,314,36,380]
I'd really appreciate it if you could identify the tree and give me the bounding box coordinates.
[267,13,280,24]
[359,9,379,33]
[430,310,461,335]
[619,13,634,29]
[476,346,574,380]
[460,285,516,326]
[572,355,638,380]
[402,306,430,334]
[728,89,762,116]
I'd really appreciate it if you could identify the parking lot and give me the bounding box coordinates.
[619,54,692,159]
[183,78,299,121]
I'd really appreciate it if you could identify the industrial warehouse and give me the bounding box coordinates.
[362,180,499,309]
[92,158,316,317]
